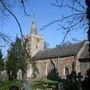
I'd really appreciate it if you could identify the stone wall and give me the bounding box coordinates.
[58,56,75,78]
[80,60,90,76]
[35,56,76,79]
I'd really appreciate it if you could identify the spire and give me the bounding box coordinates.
[30,15,37,35]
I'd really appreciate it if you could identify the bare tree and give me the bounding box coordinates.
[42,0,86,42]
[0,0,32,63]
[41,0,90,57]
[53,0,90,57]
[0,0,33,80]
[0,0,30,47]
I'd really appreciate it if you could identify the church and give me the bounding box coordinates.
[26,18,90,80]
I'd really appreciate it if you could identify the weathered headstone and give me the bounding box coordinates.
[26,64,33,78]
[17,69,22,80]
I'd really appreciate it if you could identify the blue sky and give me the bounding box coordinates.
[0,0,87,56]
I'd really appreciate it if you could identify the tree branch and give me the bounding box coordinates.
[0,0,24,40]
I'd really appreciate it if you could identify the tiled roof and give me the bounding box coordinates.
[32,41,85,60]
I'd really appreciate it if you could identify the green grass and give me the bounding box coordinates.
[31,78,59,90]
[0,80,22,90]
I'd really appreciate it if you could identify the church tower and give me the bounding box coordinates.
[27,18,44,57]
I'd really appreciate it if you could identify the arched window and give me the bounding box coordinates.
[65,67,69,75]
[63,67,69,75]
[72,62,75,71]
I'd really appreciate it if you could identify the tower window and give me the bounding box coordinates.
[36,38,40,49]
[36,45,38,49]
[65,67,69,75]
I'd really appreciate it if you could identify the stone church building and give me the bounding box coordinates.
[26,19,90,79]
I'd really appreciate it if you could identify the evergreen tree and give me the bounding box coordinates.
[0,49,4,71]
[6,37,27,80]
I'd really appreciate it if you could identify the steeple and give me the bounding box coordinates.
[27,15,44,57]
[30,16,37,35]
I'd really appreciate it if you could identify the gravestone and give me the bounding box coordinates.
[17,69,22,80]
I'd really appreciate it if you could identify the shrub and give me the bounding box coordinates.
[0,80,22,90]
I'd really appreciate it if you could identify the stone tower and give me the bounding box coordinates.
[27,18,44,57]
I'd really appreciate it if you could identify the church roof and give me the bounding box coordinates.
[32,41,85,60]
